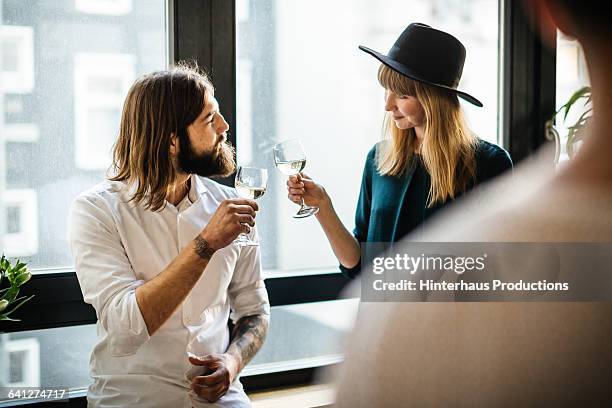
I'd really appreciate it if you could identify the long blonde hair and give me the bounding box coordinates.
[109,63,213,211]
[376,65,478,207]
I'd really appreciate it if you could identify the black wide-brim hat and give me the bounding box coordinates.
[359,23,483,107]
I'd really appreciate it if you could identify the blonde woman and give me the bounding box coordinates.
[287,23,512,277]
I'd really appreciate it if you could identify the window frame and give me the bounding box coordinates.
[1,0,557,399]
[0,25,34,94]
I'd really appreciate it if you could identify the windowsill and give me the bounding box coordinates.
[250,383,335,408]
[244,354,343,377]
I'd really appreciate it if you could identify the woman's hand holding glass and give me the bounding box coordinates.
[273,139,320,218]
[286,173,330,212]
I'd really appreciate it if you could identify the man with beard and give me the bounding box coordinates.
[69,64,269,407]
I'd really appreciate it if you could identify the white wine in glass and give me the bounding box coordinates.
[275,159,306,176]
[235,183,267,199]
[234,166,268,246]
[272,139,319,218]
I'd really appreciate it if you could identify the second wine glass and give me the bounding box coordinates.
[272,139,319,218]
[234,166,268,246]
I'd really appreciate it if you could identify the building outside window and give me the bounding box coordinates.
[74,53,135,170]
[0,337,40,388]
[1,188,38,257]
[0,25,34,94]
[74,0,133,16]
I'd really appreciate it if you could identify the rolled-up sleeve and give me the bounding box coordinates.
[69,195,150,357]
[228,227,270,323]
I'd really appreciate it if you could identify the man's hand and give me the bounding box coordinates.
[189,353,239,403]
[200,198,258,250]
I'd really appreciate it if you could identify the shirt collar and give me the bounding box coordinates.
[119,174,209,206]
[190,174,210,202]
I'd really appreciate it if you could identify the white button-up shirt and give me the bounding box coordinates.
[69,174,270,408]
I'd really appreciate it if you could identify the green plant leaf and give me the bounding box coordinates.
[561,86,591,121]
[576,108,592,124]
[1,294,35,317]
[0,255,9,273]
[3,286,20,303]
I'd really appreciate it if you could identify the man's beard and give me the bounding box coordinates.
[177,128,236,178]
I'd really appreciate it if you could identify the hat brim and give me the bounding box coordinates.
[358,45,483,107]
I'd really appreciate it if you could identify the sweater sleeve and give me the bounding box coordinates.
[339,147,376,279]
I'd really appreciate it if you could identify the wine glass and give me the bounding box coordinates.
[272,139,319,218]
[234,166,268,246]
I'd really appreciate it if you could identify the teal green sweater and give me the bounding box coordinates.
[340,139,513,278]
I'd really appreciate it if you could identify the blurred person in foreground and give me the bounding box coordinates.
[334,1,612,406]
[286,23,512,279]
[69,64,269,407]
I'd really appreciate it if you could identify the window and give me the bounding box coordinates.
[236,0,501,273]
[0,25,34,94]
[1,337,41,387]
[555,31,590,161]
[74,53,135,170]
[0,299,357,393]
[0,327,95,393]
[247,299,358,374]
[0,0,167,270]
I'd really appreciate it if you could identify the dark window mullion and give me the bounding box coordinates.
[502,0,557,163]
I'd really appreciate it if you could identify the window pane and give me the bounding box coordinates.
[0,327,95,392]
[0,299,358,396]
[247,299,358,373]
[236,0,501,273]
[555,31,590,161]
[0,0,167,269]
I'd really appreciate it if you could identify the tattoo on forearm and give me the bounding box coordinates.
[193,235,216,260]
[229,315,269,370]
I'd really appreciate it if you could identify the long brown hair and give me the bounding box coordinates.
[109,62,213,211]
[376,65,478,207]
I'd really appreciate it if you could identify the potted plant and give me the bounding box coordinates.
[545,86,592,164]
[0,255,34,321]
